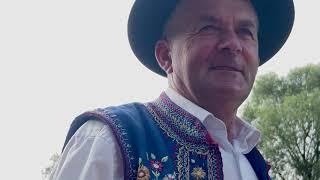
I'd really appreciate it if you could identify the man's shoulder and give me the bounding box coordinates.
[85,102,148,121]
[73,102,151,132]
[74,120,107,138]
[62,102,147,151]
[67,101,148,143]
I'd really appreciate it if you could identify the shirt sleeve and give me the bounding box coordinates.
[49,120,124,180]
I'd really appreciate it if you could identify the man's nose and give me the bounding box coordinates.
[217,32,242,55]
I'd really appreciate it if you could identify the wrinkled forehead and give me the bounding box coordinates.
[172,0,258,24]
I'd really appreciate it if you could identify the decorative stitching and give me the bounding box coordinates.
[81,93,224,179]
[85,108,137,178]
[145,92,223,179]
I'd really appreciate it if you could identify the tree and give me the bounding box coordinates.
[242,64,320,180]
[41,153,60,180]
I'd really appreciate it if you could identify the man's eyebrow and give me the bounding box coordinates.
[238,20,259,31]
[198,15,221,24]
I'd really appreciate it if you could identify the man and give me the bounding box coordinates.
[50,0,294,179]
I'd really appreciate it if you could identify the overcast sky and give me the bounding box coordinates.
[0,0,319,179]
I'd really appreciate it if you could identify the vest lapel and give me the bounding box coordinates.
[244,147,270,180]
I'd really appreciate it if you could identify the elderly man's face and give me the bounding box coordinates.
[161,0,259,104]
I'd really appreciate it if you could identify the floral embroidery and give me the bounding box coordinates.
[191,167,206,180]
[137,165,150,180]
[145,93,224,179]
[150,160,163,172]
[87,93,224,179]
[139,153,171,180]
[163,172,176,180]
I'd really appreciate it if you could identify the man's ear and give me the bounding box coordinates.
[155,40,173,74]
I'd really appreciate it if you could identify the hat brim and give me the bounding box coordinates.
[128,0,295,77]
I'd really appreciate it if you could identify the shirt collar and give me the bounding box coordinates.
[165,87,260,154]
[165,87,211,123]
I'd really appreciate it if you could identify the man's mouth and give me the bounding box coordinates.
[209,66,242,72]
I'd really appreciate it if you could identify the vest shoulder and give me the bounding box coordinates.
[106,102,147,115]
[83,102,151,128]
[97,102,148,121]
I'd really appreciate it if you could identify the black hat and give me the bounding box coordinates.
[128,0,295,77]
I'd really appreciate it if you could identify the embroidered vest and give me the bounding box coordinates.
[62,93,270,180]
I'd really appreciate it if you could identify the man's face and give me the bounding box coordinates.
[164,0,259,104]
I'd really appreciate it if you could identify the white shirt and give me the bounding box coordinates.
[50,88,260,180]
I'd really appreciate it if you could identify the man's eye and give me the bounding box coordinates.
[239,28,254,38]
[199,25,219,32]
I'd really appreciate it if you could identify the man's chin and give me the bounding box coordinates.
[206,85,249,100]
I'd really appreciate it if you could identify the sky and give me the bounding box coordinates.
[0,0,319,179]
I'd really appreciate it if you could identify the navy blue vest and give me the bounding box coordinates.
[62,93,270,180]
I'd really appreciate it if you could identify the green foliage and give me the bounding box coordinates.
[242,64,320,180]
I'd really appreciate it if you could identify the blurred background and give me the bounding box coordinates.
[0,0,319,179]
